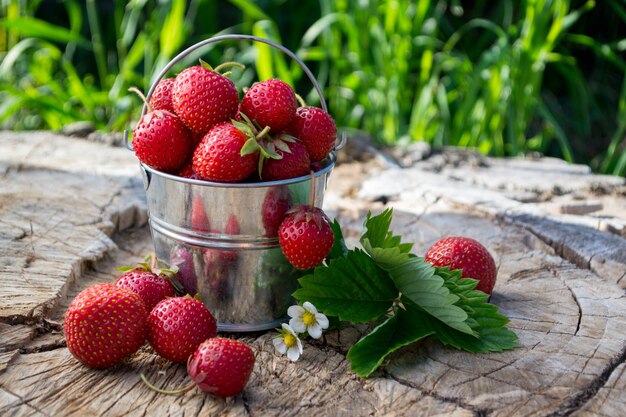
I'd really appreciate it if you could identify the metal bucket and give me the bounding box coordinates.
[124,34,343,332]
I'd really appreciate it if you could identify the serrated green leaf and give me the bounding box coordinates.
[347,309,434,377]
[430,266,519,352]
[293,249,398,323]
[328,219,348,260]
[361,209,413,254]
[404,298,518,352]
[361,211,474,336]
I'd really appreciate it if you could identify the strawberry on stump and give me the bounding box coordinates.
[278,172,334,270]
[148,296,217,364]
[115,254,178,311]
[424,236,497,294]
[141,337,255,398]
[64,284,148,369]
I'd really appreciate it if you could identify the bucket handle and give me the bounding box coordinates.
[124,34,344,151]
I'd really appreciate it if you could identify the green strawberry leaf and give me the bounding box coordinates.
[346,308,435,377]
[240,137,260,156]
[403,296,519,352]
[293,249,398,323]
[431,266,519,351]
[328,219,348,260]
[361,210,475,336]
[361,209,413,254]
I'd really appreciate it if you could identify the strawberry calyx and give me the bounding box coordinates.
[284,205,330,231]
[116,253,186,296]
[234,113,301,178]
[200,59,246,78]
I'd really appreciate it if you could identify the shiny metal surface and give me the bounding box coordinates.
[144,154,336,332]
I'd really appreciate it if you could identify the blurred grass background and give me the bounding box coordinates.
[1,0,625,175]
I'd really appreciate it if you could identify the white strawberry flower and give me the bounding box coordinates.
[288,301,329,339]
[273,323,303,362]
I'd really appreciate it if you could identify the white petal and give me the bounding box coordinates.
[289,317,306,333]
[286,346,301,361]
[315,313,329,329]
[287,305,305,319]
[303,301,318,314]
[308,323,322,339]
[273,338,287,354]
[281,323,294,334]
[296,336,303,354]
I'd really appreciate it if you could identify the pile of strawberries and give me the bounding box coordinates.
[131,61,337,183]
[64,259,255,398]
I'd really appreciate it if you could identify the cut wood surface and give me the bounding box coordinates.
[0,132,624,417]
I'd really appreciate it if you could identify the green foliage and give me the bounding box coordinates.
[293,249,398,323]
[295,209,519,377]
[0,0,624,175]
[360,210,473,335]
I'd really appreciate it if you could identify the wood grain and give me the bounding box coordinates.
[0,132,624,416]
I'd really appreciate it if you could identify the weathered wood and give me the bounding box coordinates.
[1,132,625,416]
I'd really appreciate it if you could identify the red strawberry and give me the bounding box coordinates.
[187,337,255,397]
[286,106,337,162]
[115,267,175,311]
[149,77,175,113]
[262,186,292,237]
[172,65,239,135]
[279,205,334,270]
[132,110,193,172]
[240,79,297,132]
[424,236,497,294]
[148,296,217,363]
[261,137,310,181]
[64,284,148,369]
[192,122,259,182]
[178,162,200,180]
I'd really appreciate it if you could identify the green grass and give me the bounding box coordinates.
[0,0,624,176]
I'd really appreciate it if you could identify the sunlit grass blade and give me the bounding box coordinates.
[0,17,90,47]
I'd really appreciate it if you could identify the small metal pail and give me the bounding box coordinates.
[125,34,344,332]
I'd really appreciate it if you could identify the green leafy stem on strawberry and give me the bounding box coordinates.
[293,208,519,377]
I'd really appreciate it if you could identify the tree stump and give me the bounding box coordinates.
[0,132,624,416]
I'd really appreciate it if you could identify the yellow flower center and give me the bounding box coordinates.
[302,311,316,326]
[284,333,297,348]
